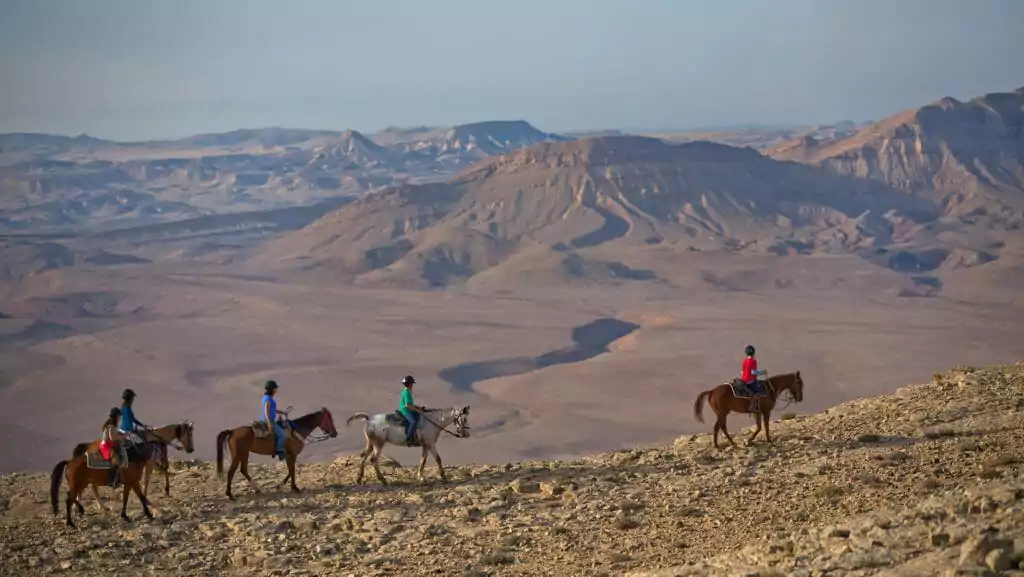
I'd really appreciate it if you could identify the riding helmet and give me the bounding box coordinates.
[402,375,416,386]
[264,380,279,393]
[109,406,122,420]
[122,388,136,400]
[745,344,756,356]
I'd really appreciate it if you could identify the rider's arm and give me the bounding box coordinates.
[264,401,273,423]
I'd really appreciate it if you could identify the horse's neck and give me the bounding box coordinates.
[152,424,177,440]
[291,412,321,435]
[768,375,793,398]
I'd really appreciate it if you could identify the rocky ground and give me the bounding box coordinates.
[2,363,1023,577]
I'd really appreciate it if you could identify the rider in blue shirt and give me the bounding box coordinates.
[119,389,147,442]
[262,380,286,460]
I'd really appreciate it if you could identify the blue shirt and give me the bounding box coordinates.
[120,404,137,431]
[262,394,277,422]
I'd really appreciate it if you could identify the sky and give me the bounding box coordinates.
[1,0,1022,141]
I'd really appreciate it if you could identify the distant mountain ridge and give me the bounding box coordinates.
[251,135,938,289]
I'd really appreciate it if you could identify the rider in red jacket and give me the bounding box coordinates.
[742,344,767,395]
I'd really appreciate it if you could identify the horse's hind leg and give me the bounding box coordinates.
[164,467,170,497]
[239,452,260,494]
[370,442,387,485]
[717,414,738,448]
[763,410,772,443]
[356,437,372,484]
[747,413,763,445]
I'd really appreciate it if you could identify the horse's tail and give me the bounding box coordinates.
[71,442,91,459]
[215,429,231,480]
[693,390,713,424]
[50,460,68,516]
[345,412,370,427]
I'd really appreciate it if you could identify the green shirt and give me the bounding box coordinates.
[399,388,414,414]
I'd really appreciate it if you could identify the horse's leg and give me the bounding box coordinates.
[719,411,738,448]
[239,451,260,494]
[164,466,170,497]
[763,409,772,443]
[66,482,79,528]
[712,419,721,450]
[356,439,372,485]
[120,479,131,522]
[371,441,387,485]
[225,439,240,501]
[90,482,106,512]
[131,476,154,520]
[747,413,762,445]
[286,454,300,493]
[429,444,447,483]
[143,459,152,496]
[417,446,428,482]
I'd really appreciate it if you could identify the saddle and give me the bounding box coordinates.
[728,378,760,399]
[385,411,409,426]
[249,419,293,439]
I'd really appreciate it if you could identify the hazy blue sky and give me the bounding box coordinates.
[1,0,1022,140]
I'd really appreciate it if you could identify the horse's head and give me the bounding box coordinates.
[453,405,471,438]
[785,371,804,403]
[175,421,196,453]
[318,407,338,438]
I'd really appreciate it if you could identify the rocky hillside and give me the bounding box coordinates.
[1,362,1022,576]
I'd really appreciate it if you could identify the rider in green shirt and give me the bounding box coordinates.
[398,375,423,446]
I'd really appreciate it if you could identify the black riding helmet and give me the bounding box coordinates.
[264,380,279,393]
[122,388,136,401]
[745,344,756,356]
[402,375,416,386]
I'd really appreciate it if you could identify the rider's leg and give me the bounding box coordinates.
[405,412,420,444]
[273,423,287,458]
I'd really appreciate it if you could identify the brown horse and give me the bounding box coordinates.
[50,443,154,528]
[215,407,337,500]
[693,371,804,449]
[69,421,195,510]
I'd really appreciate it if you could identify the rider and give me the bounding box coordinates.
[262,380,287,460]
[741,344,768,395]
[100,407,125,487]
[119,388,148,443]
[399,375,424,446]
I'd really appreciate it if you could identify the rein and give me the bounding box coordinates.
[764,376,797,410]
[420,410,465,438]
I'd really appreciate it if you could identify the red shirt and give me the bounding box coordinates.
[741,357,757,382]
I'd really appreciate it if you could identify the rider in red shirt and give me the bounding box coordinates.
[742,344,766,395]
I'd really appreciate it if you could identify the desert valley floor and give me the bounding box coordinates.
[2,252,1023,474]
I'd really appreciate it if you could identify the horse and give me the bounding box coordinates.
[50,442,154,528]
[215,407,337,500]
[69,421,195,510]
[345,406,470,485]
[693,371,804,450]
